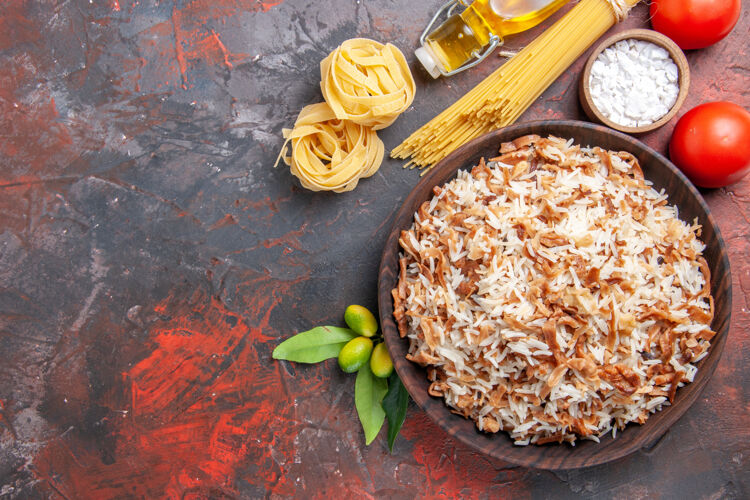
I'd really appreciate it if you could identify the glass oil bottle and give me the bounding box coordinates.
[415,0,570,78]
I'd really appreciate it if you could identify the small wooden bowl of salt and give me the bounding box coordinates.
[580,29,690,134]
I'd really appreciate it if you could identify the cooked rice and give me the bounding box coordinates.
[392,135,715,445]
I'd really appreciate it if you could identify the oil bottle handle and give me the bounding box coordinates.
[445,35,501,76]
[419,0,503,77]
[419,0,464,46]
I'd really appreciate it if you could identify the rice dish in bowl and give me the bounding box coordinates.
[392,134,716,446]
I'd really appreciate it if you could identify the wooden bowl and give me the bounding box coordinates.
[378,121,731,470]
[579,29,690,134]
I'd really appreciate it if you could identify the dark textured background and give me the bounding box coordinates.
[0,0,747,498]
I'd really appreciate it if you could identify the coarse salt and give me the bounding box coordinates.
[589,39,680,128]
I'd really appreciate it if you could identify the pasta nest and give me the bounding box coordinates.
[279,102,384,193]
[321,38,416,130]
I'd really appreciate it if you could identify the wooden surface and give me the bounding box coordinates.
[0,0,748,498]
[378,120,732,470]
[579,29,691,134]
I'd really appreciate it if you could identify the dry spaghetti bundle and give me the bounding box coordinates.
[321,38,416,130]
[392,0,640,171]
[278,103,384,193]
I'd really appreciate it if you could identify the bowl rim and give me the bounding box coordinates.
[378,120,732,469]
[579,28,690,134]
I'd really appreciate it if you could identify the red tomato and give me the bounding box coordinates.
[650,0,741,50]
[669,102,750,188]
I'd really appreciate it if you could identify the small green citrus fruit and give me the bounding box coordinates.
[344,304,378,337]
[338,336,374,373]
[370,342,394,378]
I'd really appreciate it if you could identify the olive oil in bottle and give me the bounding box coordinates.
[416,0,569,78]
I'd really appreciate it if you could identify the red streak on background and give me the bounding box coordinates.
[33,283,301,498]
[209,214,239,230]
[0,0,37,51]
[0,0,287,182]
[399,412,529,499]
[142,0,282,90]
[0,57,74,181]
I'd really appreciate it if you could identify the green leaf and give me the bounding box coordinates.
[382,372,409,451]
[355,362,388,445]
[272,326,358,363]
